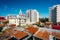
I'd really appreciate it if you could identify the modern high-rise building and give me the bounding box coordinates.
[26,9,39,24]
[49,5,60,23]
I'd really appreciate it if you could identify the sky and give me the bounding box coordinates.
[0,0,60,18]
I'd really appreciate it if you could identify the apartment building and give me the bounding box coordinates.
[49,5,60,23]
[26,9,39,24]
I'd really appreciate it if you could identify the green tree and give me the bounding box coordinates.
[40,18,49,23]
[40,18,45,23]
[45,17,49,22]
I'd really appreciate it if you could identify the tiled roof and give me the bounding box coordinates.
[0,24,6,27]
[9,24,16,28]
[12,31,28,39]
[34,30,50,40]
[2,20,9,23]
[0,16,6,21]
[25,26,38,34]
[4,28,28,40]
[52,25,60,30]
[52,31,60,39]
[3,28,13,34]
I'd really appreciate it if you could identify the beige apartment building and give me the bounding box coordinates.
[49,5,60,23]
[26,9,39,24]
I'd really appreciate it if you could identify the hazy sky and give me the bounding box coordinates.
[0,0,60,18]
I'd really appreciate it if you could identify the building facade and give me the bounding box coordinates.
[6,10,26,26]
[6,9,39,26]
[26,9,39,24]
[49,5,60,23]
[6,14,19,26]
[17,10,26,26]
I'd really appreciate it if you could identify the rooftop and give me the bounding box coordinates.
[0,16,6,21]
[3,27,28,40]
[25,26,38,34]
[10,31,28,39]
[52,31,60,39]
[34,30,50,40]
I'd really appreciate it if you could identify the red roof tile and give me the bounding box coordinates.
[4,28,28,40]
[10,24,16,28]
[34,30,50,40]
[3,28,13,34]
[13,31,28,39]
[52,31,60,39]
[0,16,6,21]
[25,26,38,34]
[52,25,60,30]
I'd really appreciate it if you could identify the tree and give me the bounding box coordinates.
[40,18,49,23]
[40,18,45,23]
[45,17,49,22]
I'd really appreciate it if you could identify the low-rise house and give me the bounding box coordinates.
[34,30,50,40]
[0,24,60,40]
[0,16,6,24]
[25,26,38,34]
[45,22,52,28]
[52,31,60,40]
[52,24,60,30]
[33,27,60,40]
[3,27,29,40]
[25,26,38,40]
[0,16,6,27]
[40,22,45,27]
[10,31,28,40]
[9,24,16,28]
